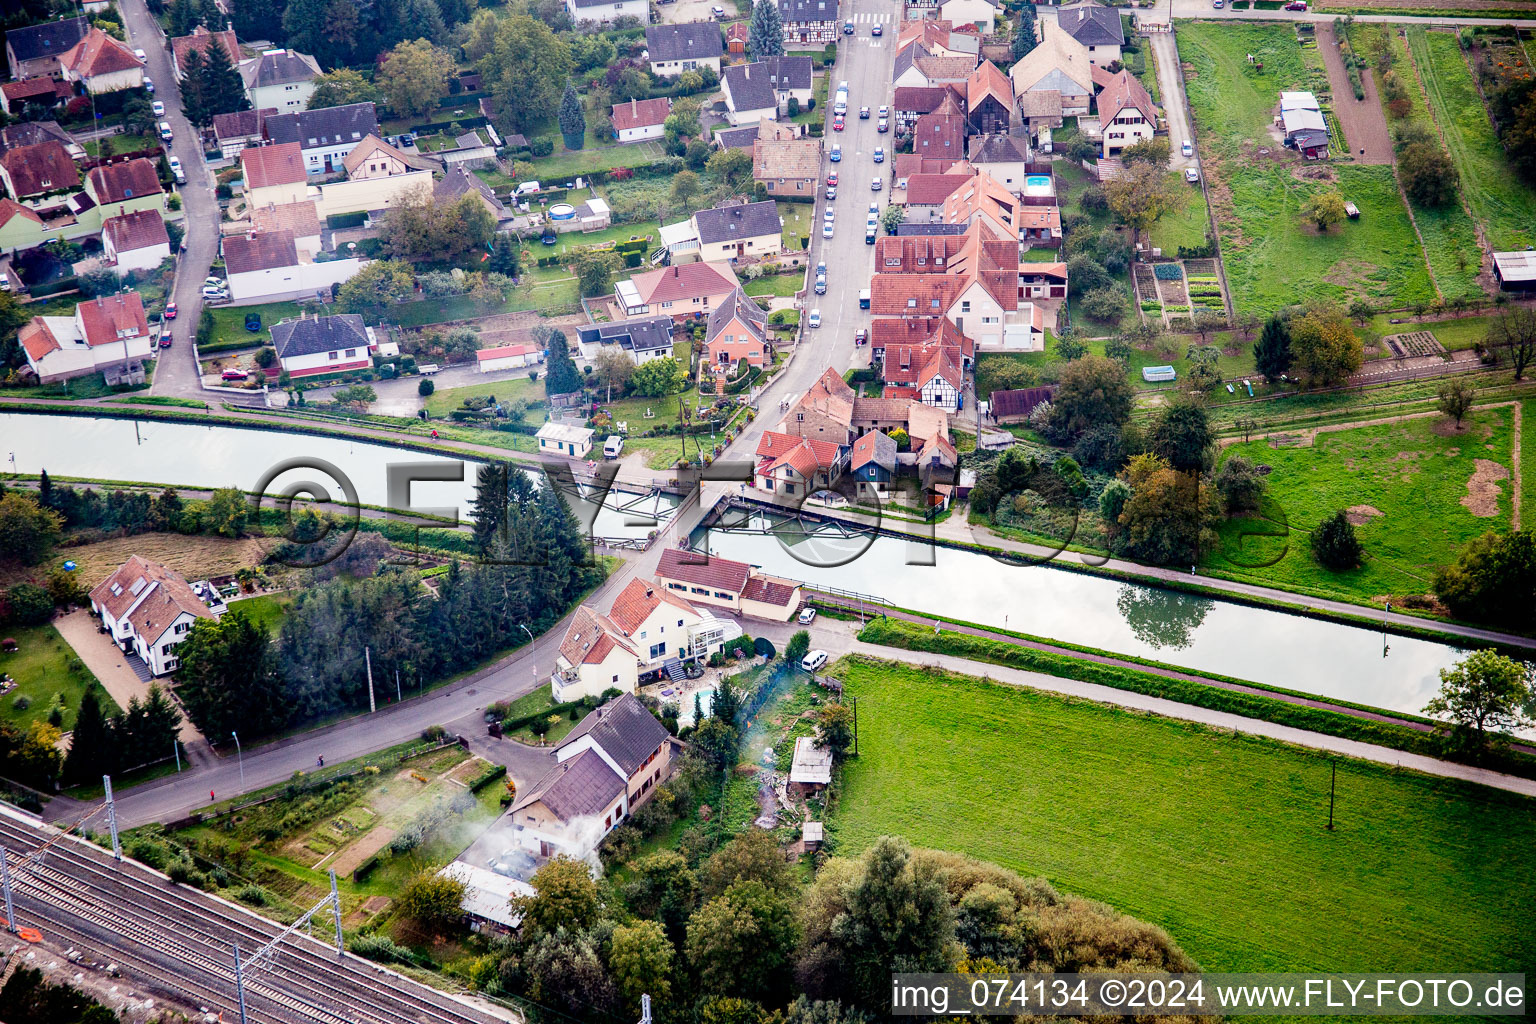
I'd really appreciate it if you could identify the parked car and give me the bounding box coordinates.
[133,48,147,61]
[1284,1,1307,8]
[168,156,185,183]
[816,260,827,278]
[514,180,540,196]
[823,221,834,238]
[808,309,822,328]
[801,650,829,672]
[826,185,837,200]
[843,19,853,33]
[220,368,247,381]
[815,273,827,294]
[158,331,172,349]
[830,144,841,162]
[826,171,838,186]
[158,121,173,141]
[1181,140,1193,157]
[854,328,868,345]
[142,76,154,93]
[873,146,884,163]
[164,301,177,319]
[151,100,165,116]
[877,118,889,133]
[878,105,889,118]
[871,177,882,191]
[603,435,624,458]
[859,106,870,119]
[202,283,227,299]
[824,206,836,222]
[204,276,224,288]
[1185,165,1201,183]
[833,117,845,132]
[711,4,725,15]
[798,606,818,624]
[1212,0,1223,7]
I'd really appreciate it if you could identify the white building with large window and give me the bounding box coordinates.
[89,556,220,676]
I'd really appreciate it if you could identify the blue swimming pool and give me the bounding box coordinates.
[1025,175,1051,188]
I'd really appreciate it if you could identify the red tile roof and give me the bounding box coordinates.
[241,142,306,189]
[103,209,169,253]
[611,96,672,132]
[223,230,299,274]
[628,261,737,305]
[967,59,1012,110]
[1,78,61,104]
[875,232,968,270]
[1020,261,1068,281]
[19,320,61,362]
[88,555,212,644]
[557,606,635,667]
[607,576,698,635]
[77,292,149,347]
[61,28,142,79]
[756,431,843,479]
[893,85,962,114]
[912,95,966,159]
[1098,67,1158,124]
[0,198,43,230]
[0,141,80,197]
[869,274,964,317]
[656,547,752,595]
[741,575,797,608]
[902,172,971,206]
[171,26,240,71]
[87,158,162,204]
[475,343,536,360]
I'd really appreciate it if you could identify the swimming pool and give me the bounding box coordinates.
[1024,174,1054,197]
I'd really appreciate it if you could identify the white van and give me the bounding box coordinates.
[603,435,624,458]
[801,650,829,672]
[158,121,173,141]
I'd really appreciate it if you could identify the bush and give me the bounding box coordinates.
[1311,511,1363,570]
[5,583,53,626]
[418,378,435,396]
[351,933,416,964]
[530,136,555,157]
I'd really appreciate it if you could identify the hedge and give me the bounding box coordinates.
[198,336,266,354]
[327,212,367,229]
[469,763,508,792]
[503,699,587,731]
[409,114,490,135]
[352,853,382,883]
[27,276,79,298]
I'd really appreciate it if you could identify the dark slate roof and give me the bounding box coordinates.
[576,315,674,354]
[989,385,1055,419]
[559,692,671,777]
[271,314,369,359]
[894,222,969,236]
[434,164,506,214]
[894,43,928,83]
[724,56,812,112]
[646,22,723,63]
[240,48,319,89]
[265,102,378,152]
[715,126,759,151]
[694,199,780,244]
[968,133,1031,163]
[706,287,768,343]
[1057,5,1124,47]
[6,16,88,64]
[778,0,839,22]
[0,120,73,154]
[520,748,626,820]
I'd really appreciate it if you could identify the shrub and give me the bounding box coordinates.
[1311,511,1363,569]
[531,136,555,157]
[418,378,435,396]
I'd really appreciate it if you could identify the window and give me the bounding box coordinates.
[638,630,647,639]
[906,298,917,308]
[677,619,684,627]
[345,348,357,357]
[931,299,940,309]
[714,590,732,599]
[650,642,666,659]
[328,351,339,361]
[961,300,970,313]
[612,673,620,682]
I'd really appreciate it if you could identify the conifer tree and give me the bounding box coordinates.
[748,0,784,61]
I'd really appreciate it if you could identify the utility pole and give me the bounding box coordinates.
[233,942,249,1024]
[365,646,375,712]
[1326,760,1336,831]
[103,775,122,862]
[0,846,15,934]
[395,667,402,704]
[231,731,244,788]
[329,870,344,956]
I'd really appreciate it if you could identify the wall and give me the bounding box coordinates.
[228,256,363,304]
[317,172,430,216]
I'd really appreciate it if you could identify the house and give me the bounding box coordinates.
[1016,204,1062,244]
[270,313,373,377]
[893,44,934,90]
[169,26,240,78]
[753,135,821,197]
[779,0,841,43]
[914,54,978,87]
[896,20,980,61]
[721,56,814,125]
[510,694,676,860]
[715,125,759,151]
[240,142,309,207]
[88,556,220,676]
[848,428,898,496]
[223,229,362,304]
[966,133,1031,189]
[878,316,969,410]
[475,344,541,372]
[1493,251,1536,293]
[611,97,672,144]
[874,231,968,272]
[940,170,1024,239]
[966,61,1012,134]
[1009,21,1094,116]
[212,108,274,160]
[987,385,1055,423]
[264,102,380,175]
[575,316,675,365]
[86,159,165,219]
[537,422,595,459]
[239,48,321,114]
[911,94,967,162]
[434,164,509,224]
[0,140,80,205]
[703,287,770,372]
[726,22,749,55]
[1,77,68,115]
[778,366,857,445]
[248,200,322,259]
[938,0,998,33]
[566,0,650,27]
[439,862,529,931]
[693,200,781,262]
[5,16,89,81]
[341,134,434,179]
[871,220,1030,350]
[893,84,965,136]
[101,209,170,272]
[616,260,738,319]
[0,199,46,252]
[1056,4,1124,65]
[1096,68,1157,158]
[1019,261,1067,299]
[654,548,802,620]
[646,22,722,78]
[1017,89,1064,143]
[19,292,153,383]
[788,735,834,794]
[549,606,638,705]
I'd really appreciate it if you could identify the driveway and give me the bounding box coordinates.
[1148,30,1197,171]
[1316,22,1393,165]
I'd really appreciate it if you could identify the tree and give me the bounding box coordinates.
[331,384,377,411]
[558,80,586,147]
[384,191,495,263]
[669,169,701,209]
[1050,354,1134,437]
[1484,305,1536,380]
[1119,136,1170,166]
[815,702,853,761]
[880,204,905,234]
[748,0,785,61]
[1310,510,1363,570]
[1213,455,1266,514]
[1436,378,1475,427]
[1184,342,1222,392]
[707,147,753,187]
[888,427,909,451]
[479,14,573,133]
[572,249,622,299]
[0,492,63,565]
[785,629,811,665]
[1104,162,1179,244]
[309,68,380,109]
[1300,188,1348,231]
[1289,304,1362,386]
[1076,286,1126,326]
[1432,530,1536,627]
[178,47,208,127]
[62,685,114,785]
[418,378,435,397]
[379,39,455,118]
[609,920,673,1013]
[1064,254,1112,296]
[231,0,286,45]
[622,849,697,945]
[197,36,250,119]
[514,855,601,934]
[1147,392,1212,472]
[592,347,634,401]
[1055,327,1088,360]
[1347,298,1376,326]
[1012,5,1036,61]
[15,721,62,784]
[544,329,582,396]
[1254,315,1292,381]
[700,829,795,900]
[630,356,686,397]
[686,881,799,1002]
[487,233,521,278]
[395,868,465,930]
[5,583,53,626]
[337,260,415,317]
[1115,454,1222,566]
[1398,141,1459,208]
[1423,649,1533,759]
[175,607,288,737]
[168,0,198,34]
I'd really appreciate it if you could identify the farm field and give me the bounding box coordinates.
[833,657,1536,977]
[0,533,269,593]
[1180,21,1328,153]
[1408,27,1536,251]
[1206,405,1516,603]
[0,624,114,734]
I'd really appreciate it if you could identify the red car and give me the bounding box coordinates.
[1284,1,1306,8]
[164,301,177,319]
[833,117,845,132]
[826,172,838,186]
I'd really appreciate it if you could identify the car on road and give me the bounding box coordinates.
[220,369,247,381]
[871,23,882,35]
[798,606,817,624]
[824,205,836,220]
[808,309,822,328]
[843,19,853,33]
[826,171,838,186]
[1212,0,1223,6]
[1185,166,1201,183]
[151,100,165,116]
[878,105,889,118]
[158,331,172,348]
[859,106,870,119]
[826,185,837,200]
[711,4,725,14]
[830,143,841,162]
[833,116,845,131]
[873,146,884,163]
[164,301,177,319]
[1181,140,1193,157]
[801,650,829,672]
[142,76,154,93]
[815,273,826,294]
[1284,0,1307,8]
[871,176,882,191]
[823,220,834,238]
[854,328,868,346]
[816,260,827,277]
[877,118,888,133]
[158,121,173,141]
[133,48,148,61]
[168,156,185,183]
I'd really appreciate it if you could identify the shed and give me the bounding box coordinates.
[1344,201,1360,219]
[788,735,833,794]
[440,862,531,932]
[476,343,540,372]
[537,421,595,458]
[1492,251,1536,292]
[802,821,824,849]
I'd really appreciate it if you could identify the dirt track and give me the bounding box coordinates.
[1317,23,1394,165]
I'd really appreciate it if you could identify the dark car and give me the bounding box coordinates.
[872,23,882,35]
[843,19,853,33]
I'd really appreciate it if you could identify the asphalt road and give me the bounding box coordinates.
[117,0,219,400]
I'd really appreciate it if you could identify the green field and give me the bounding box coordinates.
[227,593,292,632]
[423,374,545,418]
[743,272,805,298]
[209,302,303,351]
[1146,174,1211,255]
[834,657,1536,976]
[1180,22,1328,156]
[1206,405,1515,603]
[0,625,116,733]
[1409,27,1536,251]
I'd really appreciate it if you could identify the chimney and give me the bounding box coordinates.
[744,64,751,79]
[631,98,637,115]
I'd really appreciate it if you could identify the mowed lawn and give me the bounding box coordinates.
[1409,28,1536,252]
[0,624,116,733]
[834,658,1536,975]
[423,374,546,418]
[1206,405,1516,603]
[1180,22,1327,156]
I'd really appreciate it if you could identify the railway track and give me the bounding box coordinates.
[0,807,512,1024]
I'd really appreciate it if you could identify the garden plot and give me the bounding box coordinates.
[1152,263,1188,324]
[1133,264,1162,320]
[1383,331,1446,358]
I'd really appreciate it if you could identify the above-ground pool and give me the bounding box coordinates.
[1024,174,1054,197]
[549,203,576,220]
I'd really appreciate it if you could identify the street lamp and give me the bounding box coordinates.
[231,730,244,788]
[519,624,536,689]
